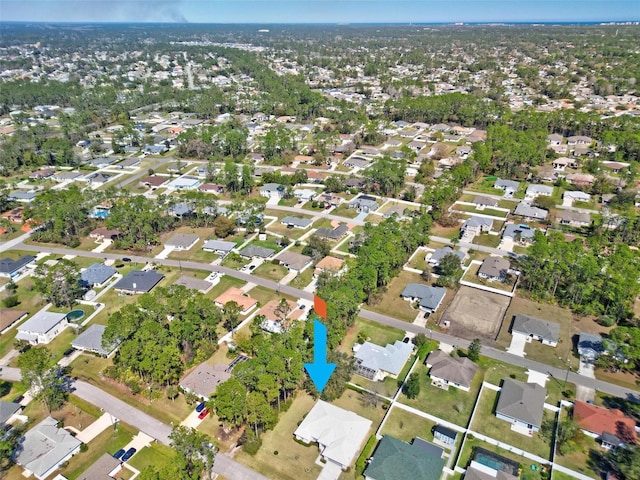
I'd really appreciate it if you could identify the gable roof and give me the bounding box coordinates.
[293,400,372,468]
[0,401,21,424]
[0,255,36,275]
[71,324,117,356]
[364,436,445,480]
[430,246,465,264]
[514,203,548,219]
[401,284,446,310]
[316,224,348,240]
[494,179,520,190]
[80,263,116,287]
[239,245,275,259]
[426,349,478,388]
[557,210,591,225]
[165,233,199,249]
[17,311,67,335]
[462,216,493,229]
[511,314,560,343]
[179,363,231,399]
[503,224,536,240]
[478,257,510,278]
[173,275,213,293]
[113,270,164,293]
[355,340,413,376]
[473,195,499,207]
[526,184,554,196]
[214,287,257,312]
[276,251,312,271]
[315,256,344,272]
[15,416,82,479]
[0,308,28,332]
[281,216,313,228]
[573,401,636,442]
[496,379,546,428]
[76,453,121,480]
[202,239,235,252]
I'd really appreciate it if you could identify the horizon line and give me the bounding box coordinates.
[1,20,639,25]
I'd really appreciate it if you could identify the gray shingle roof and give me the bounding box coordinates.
[496,379,546,428]
[478,256,510,279]
[316,224,348,240]
[512,314,560,343]
[430,247,465,265]
[202,239,235,252]
[275,251,312,271]
[355,340,413,376]
[239,245,275,259]
[80,263,116,287]
[462,216,493,229]
[114,270,164,293]
[363,435,445,480]
[281,216,312,228]
[76,453,121,480]
[179,363,231,400]
[426,349,478,389]
[494,179,520,190]
[71,324,116,356]
[401,284,446,311]
[0,401,21,424]
[502,224,536,240]
[514,203,548,219]
[0,255,36,275]
[165,233,199,249]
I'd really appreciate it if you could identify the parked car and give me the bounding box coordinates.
[63,348,75,357]
[195,402,206,413]
[122,257,132,262]
[113,449,125,459]
[198,408,210,420]
[121,447,137,461]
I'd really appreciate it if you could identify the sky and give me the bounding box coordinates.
[1,0,639,24]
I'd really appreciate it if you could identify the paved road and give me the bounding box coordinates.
[461,189,599,214]
[429,235,521,258]
[115,157,173,189]
[0,231,32,254]
[15,241,639,402]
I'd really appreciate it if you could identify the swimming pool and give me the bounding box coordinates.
[66,309,85,322]
[475,453,506,472]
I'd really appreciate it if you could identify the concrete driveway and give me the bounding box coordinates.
[506,333,527,357]
[76,412,117,443]
[181,408,203,429]
[122,432,154,459]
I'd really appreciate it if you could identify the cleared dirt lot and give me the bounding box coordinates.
[441,286,511,343]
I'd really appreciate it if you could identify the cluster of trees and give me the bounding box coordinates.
[317,214,432,348]
[102,285,222,392]
[17,346,68,414]
[364,156,406,197]
[33,259,84,308]
[518,230,640,324]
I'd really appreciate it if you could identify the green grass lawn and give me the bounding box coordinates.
[470,388,553,460]
[461,263,516,293]
[235,393,323,480]
[399,362,482,427]
[128,443,179,473]
[289,268,314,289]
[332,204,359,219]
[350,356,416,399]
[380,407,438,443]
[60,421,137,480]
[454,204,508,218]
[338,318,406,356]
[0,380,27,402]
[366,270,425,322]
[472,233,501,248]
[169,247,219,263]
[253,262,289,282]
[207,275,246,299]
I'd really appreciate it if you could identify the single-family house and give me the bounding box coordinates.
[556,210,591,227]
[314,256,345,277]
[174,275,214,294]
[169,203,195,217]
[238,245,275,259]
[71,324,118,357]
[0,308,28,334]
[433,425,458,448]
[353,340,413,381]
[427,246,466,267]
[0,255,36,278]
[166,176,200,191]
[344,157,370,169]
[29,169,55,180]
[85,172,112,186]
[552,157,577,171]
[293,400,372,470]
[513,203,548,221]
[8,190,37,203]
[113,270,164,294]
[461,216,493,236]
[502,224,536,244]
[258,299,304,334]
[143,144,168,154]
[602,161,630,173]
[76,453,123,480]
[1,206,25,223]
[16,311,68,345]
[281,216,312,229]
[567,135,593,147]
[260,183,285,198]
[363,436,445,480]
[566,173,595,187]
[214,287,257,315]
[117,157,141,169]
[0,401,23,427]
[495,379,546,433]
[294,189,317,202]
[573,400,637,448]
[511,314,560,347]
[400,284,446,313]
[179,363,231,401]
[425,349,478,391]
[165,233,199,251]
[315,224,349,240]
[563,191,591,204]
[349,195,379,213]
[202,239,235,256]
[275,251,312,273]
[382,205,408,219]
[547,134,564,146]
[14,416,82,480]
[89,227,120,243]
[80,263,117,288]
[494,179,520,197]
[525,184,554,201]
[472,196,499,208]
[578,332,605,361]
[139,175,168,189]
[478,257,511,282]
[198,183,225,194]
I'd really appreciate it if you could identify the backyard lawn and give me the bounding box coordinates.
[379,407,438,444]
[469,387,553,460]
[366,270,425,322]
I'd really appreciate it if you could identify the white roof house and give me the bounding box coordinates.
[525,184,554,201]
[354,340,413,381]
[15,416,82,480]
[71,324,118,357]
[294,400,372,470]
[16,311,68,345]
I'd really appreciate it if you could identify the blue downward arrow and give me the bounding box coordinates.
[304,319,336,393]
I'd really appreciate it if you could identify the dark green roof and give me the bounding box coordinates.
[364,436,445,480]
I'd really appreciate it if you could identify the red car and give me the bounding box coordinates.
[198,408,210,420]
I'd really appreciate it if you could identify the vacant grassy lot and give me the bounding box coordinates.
[399,362,482,427]
[496,295,579,370]
[367,270,425,322]
[470,387,553,460]
[380,407,438,443]
[332,204,360,219]
[235,393,323,480]
[128,442,179,473]
[472,233,502,248]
